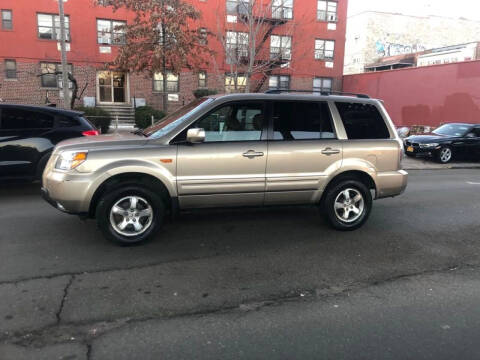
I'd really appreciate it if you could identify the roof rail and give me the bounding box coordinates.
[264,89,370,99]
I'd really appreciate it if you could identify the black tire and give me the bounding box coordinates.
[436,146,453,164]
[323,179,372,231]
[95,184,165,245]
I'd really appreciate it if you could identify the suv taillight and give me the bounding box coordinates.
[82,130,99,136]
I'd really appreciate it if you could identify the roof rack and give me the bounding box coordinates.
[264,89,370,99]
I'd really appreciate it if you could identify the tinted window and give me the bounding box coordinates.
[273,101,335,140]
[473,128,480,137]
[193,102,264,142]
[57,116,79,127]
[336,102,390,140]
[1,108,54,130]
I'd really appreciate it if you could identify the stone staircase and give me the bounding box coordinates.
[98,104,136,130]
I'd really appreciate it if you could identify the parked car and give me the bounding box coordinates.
[42,93,408,245]
[0,104,98,181]
[404,123,480,163]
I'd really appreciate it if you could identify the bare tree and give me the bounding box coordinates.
[216,0,301,93]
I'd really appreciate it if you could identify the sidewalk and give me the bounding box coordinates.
[402,156,480,170]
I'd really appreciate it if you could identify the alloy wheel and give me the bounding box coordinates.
[333,188,365,223]
[440,148,452,163]
[109,196,153,237]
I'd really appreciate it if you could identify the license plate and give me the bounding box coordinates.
[407,146,414,152]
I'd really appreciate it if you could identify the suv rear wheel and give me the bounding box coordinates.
[96,185,165,245]
[323,179,372,231]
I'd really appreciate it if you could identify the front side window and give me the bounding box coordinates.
[225,73,247,93]
[226,31,249,64]
[433,124,472,137]
[97,19,126,45]
[315,39,335,60]
[1,10,12,30]
[1,109,54,130]
[273,101,335,140]
[269,75,290,90]
[5,60,16,79]
[336,102,390,139]
[270,35,292,60]
[37,13,70,41]
[317,0,337,22]
[313,77,332,93]
[192,102,264,142]
[272,0,293,19]
[40,63,73,88]
[153,71,179,93]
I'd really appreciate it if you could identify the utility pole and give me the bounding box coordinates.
[57,0,70,109]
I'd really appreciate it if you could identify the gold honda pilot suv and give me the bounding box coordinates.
[42,93,408,245]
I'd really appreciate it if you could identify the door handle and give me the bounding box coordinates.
[242,150,264,158]
[321,147,341,156]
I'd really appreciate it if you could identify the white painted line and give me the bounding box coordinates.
[467,182,480,185]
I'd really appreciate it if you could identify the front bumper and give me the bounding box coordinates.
[404,145,440,157]
[375,170,408,199]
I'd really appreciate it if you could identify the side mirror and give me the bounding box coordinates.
[186,128,205,143]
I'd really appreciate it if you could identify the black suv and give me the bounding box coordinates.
[0,104,98,181]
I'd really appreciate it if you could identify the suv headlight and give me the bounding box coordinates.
[55,151,88,170]
[419,143,439,148]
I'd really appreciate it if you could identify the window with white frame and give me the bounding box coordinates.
[97,19,126,45]
[272,0,293,20]
[37,13,70,41]
[270,35,292,61]
[269,75,290,90]
[153,71,179,93]
[225,73,247,93]
[2,10,12,30]
[40,63,73,88]
[226,31,249,64]
[314,39,335,60]
[198,71,207,88]
[317,1,337,22]
[313,77,332,93]
[4,59,16,79]
[226,0,250,15]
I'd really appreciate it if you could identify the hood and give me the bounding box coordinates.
[406,133,451,143]
[55,132,148,153]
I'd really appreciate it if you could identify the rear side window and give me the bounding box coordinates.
[57,116,79,127]
[272,101,335,140]
[336,102,390,139]
[1,108,54,130]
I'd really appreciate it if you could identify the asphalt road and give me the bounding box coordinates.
[1,169,480,359]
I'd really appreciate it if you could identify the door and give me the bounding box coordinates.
[0,107,54,177]
[265,101,342,205]
[176,101,267,208]
[97,71,127,104]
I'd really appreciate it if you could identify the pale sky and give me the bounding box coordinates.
[348,0,480,21]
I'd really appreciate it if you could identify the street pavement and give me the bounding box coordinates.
[1,169,480,359]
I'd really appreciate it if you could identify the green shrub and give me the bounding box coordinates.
[75,106,111,134]
[193,88,218,99]
[135,106,166,129]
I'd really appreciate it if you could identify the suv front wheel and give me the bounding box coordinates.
[96,185,165,245]
[323,179,372,231]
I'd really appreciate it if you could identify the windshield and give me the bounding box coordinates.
[144,98,214,139]
[432,124,472,137]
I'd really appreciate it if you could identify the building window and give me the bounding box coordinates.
[198,71,207,88]
[269,75,290,90]
[226,31,249,64]
[1,10,12,30]
[37,13,70,41]
[317,1,337,22]
[4,60,16,79]
[40,63,72,88]
[97,19,126,45]
[226,0,250,15]
[272,0,293,20]
[153,71,179,93]
[313,77,332,93]
[270,35,292,61]
[314,39,335,60]
[198,28,208,45]
[225,73,247,93]
[96,0,113,6]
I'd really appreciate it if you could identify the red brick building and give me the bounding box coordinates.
[0,0,347,121]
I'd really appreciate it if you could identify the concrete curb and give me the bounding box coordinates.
[402,165,480,171]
